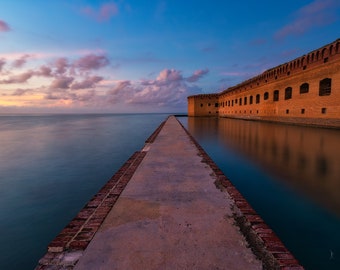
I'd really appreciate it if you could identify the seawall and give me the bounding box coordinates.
[36,116,304,269]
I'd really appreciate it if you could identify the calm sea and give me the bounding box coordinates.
[0,113,169,270]
[1,114,339,270]
[179,117,340,270]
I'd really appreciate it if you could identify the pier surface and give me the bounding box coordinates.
[37,116,303,269]
[75,116,260,269]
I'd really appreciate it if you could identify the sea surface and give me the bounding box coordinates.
[0,114,339,270]
[179,117,340,270]
[0,113,169,270]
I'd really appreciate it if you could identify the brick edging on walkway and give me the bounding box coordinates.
[35,119,167,270]
[176,117,304,270]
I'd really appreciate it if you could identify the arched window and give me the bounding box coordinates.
[264,92,269,100]
[285,87,292,100]
[300,83,309,94]
[244,96,247,105]
[256,94,260,104]
[249,95,253,104]
[239,98,242,105]
[273,90,279,101]
[319,78,332,96]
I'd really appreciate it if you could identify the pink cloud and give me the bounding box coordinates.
[11,88,30,96]
[275,0,339,39]
[45,89,96,103]
[186,69,209,82]
[49,76,74,89]
[36,65,53,77]
[156,69,183,82]
[54,58,69,75]
[0,20,10,32]
[74,54,110,71]
[12,54,31,68]
[71,76,103,90]
[0,71,34,84]
[0,58,6,72]
[107,68,206,107]
[81,2,118,22]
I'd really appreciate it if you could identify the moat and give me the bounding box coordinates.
[179,116,340,270]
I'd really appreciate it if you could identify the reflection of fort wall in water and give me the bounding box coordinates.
[188,117,340,217]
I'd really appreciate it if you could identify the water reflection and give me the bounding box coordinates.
[188,117,340,217]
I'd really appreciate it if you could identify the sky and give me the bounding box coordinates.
[0,0,339,113]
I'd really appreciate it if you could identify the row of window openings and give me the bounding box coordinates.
[222,108,328,114]
[219,78,331,107]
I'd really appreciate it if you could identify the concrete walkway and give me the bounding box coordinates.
[74,116,261,270]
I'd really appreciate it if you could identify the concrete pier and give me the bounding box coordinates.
[36,116,303,269]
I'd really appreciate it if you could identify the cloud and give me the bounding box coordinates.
[156,68,183,82]
[275,0,339,39]
[186,69,209,82]
[71,76,103,90]
[74,54,110,71]
[106,68,206,107]
[49,76,74,89]
[36,65,53,77]
[11,88,31,96]
[45,89,96,103]
[12,54,31,68]
[0,20,10,32]
[0,71,34,84]
[54,57,69,75]
[0,58,6,72]
[81,2,118,22]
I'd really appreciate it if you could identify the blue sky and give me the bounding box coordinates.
[0,0,339,113]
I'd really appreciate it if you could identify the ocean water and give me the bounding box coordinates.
[0,113,169,270]
[179,117,340,270]
[1,114,339,270]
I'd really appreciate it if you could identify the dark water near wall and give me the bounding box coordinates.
[179,117,340,270]
[0,113,169,270]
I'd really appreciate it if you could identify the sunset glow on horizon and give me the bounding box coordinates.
[1,0,340,113]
